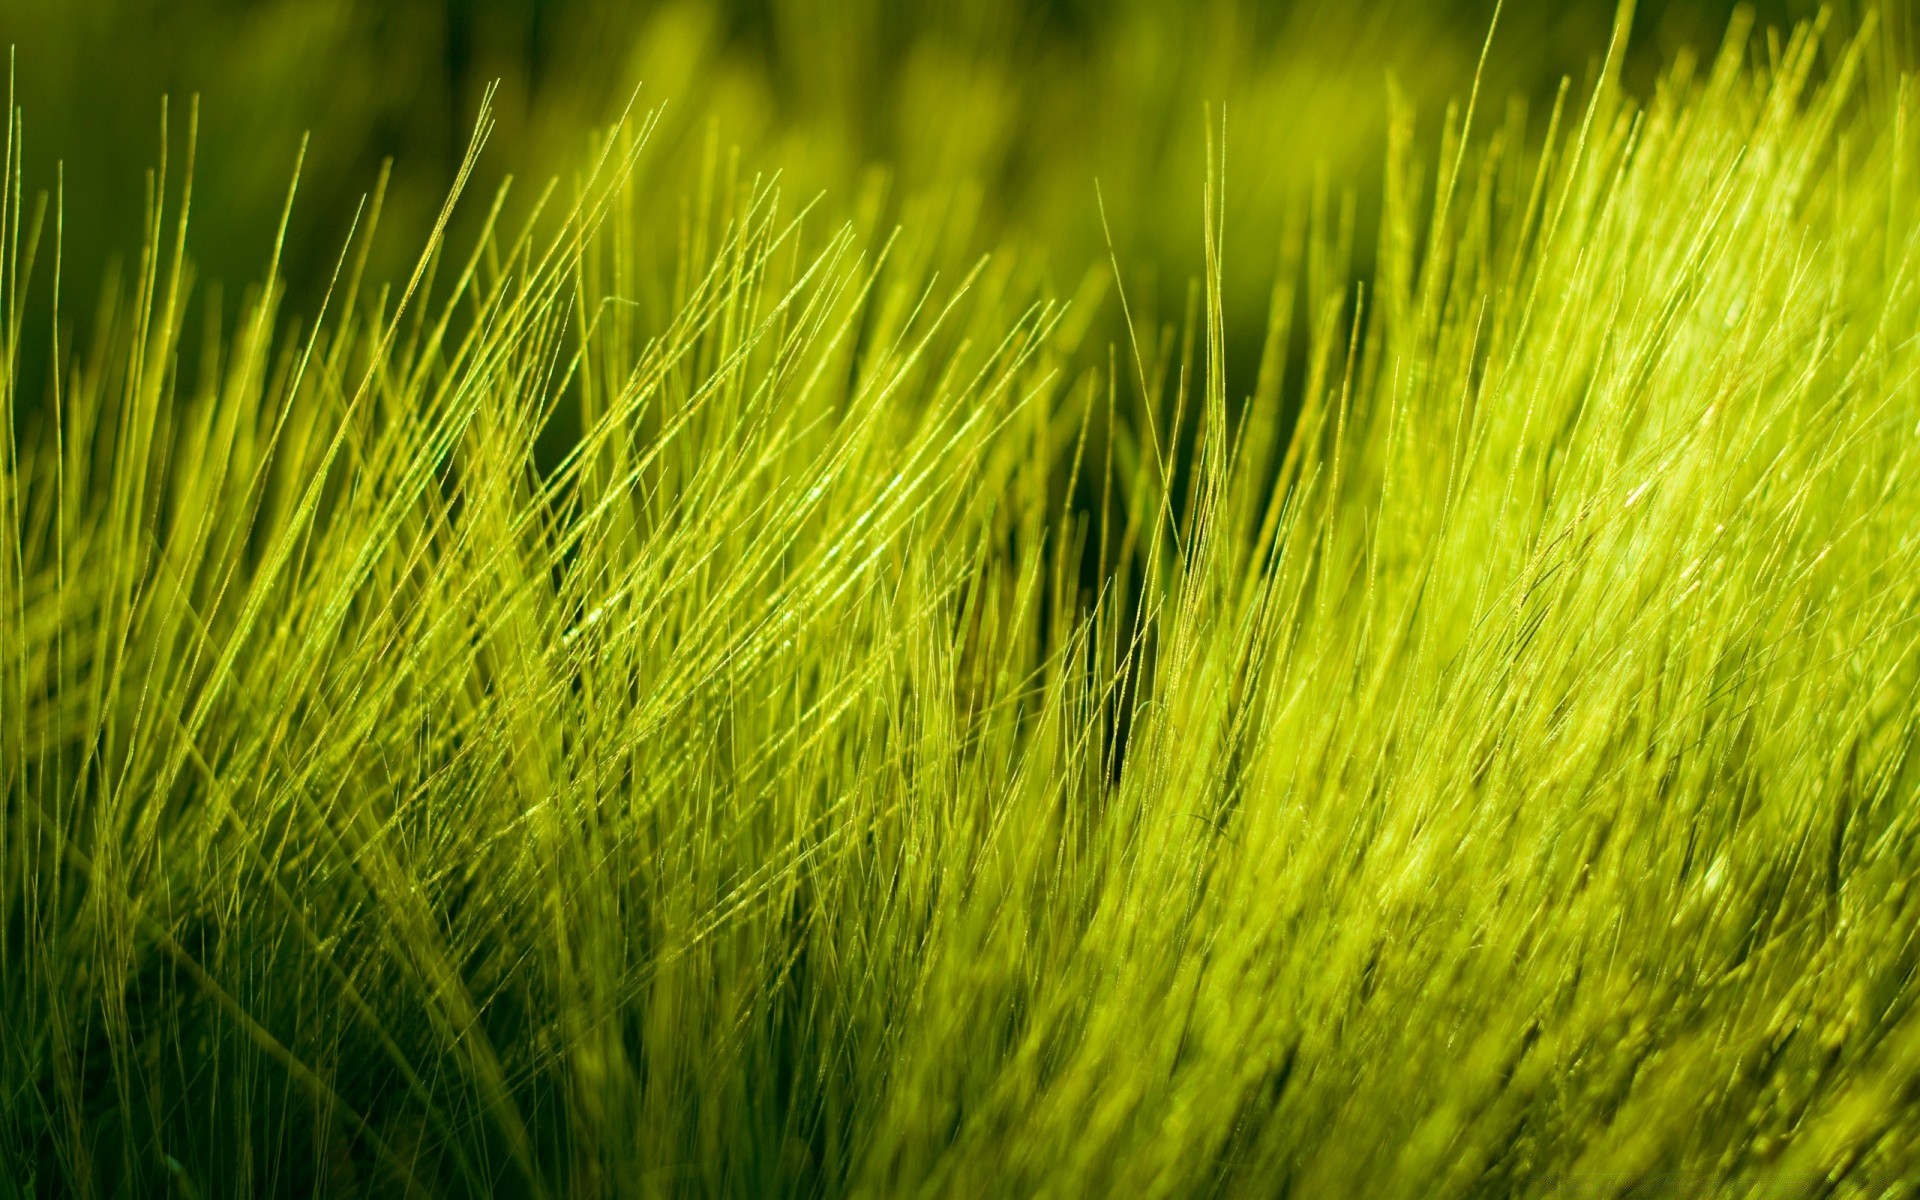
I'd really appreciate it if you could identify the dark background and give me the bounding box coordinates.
[0,0,1888,370]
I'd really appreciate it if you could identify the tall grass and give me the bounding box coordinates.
[5,5,1920,1196]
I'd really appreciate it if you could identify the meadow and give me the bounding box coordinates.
[4,0,1920,1195]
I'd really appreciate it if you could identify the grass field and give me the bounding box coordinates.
[6,1,1920,1195]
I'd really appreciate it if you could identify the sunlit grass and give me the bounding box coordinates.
[5,4,1920,1196]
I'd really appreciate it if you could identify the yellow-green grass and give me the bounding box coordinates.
[5,4,1920,1196]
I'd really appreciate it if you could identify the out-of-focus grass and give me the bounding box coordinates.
[6,1,1920,1197]
[5,0,1866,329]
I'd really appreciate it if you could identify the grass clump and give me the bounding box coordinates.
[6,5,1920,1197]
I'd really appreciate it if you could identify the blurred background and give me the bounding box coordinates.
[0,0,1885,381]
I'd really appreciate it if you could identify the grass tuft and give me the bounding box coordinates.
[6,6,1920,1197]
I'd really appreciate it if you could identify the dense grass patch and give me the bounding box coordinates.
[6,4,1920,1196]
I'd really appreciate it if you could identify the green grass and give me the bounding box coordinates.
[6,3,1920,1196]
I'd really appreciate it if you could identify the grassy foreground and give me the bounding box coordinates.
[7,4,1920,1197]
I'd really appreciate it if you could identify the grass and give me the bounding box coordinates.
[6,2,1920,1196]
